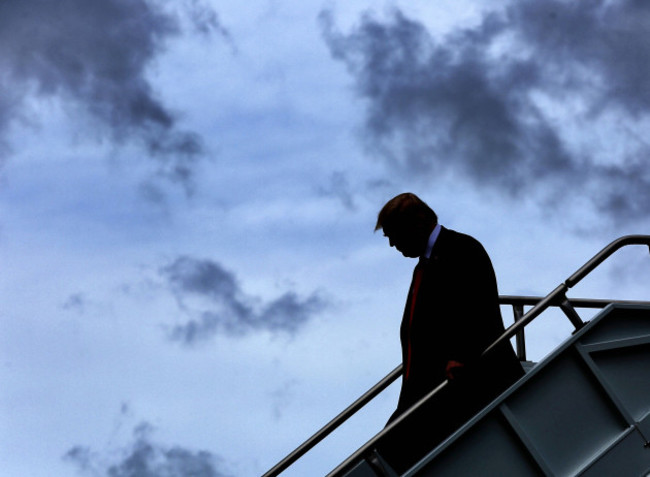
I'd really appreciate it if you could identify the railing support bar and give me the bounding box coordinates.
[559,296,585,331]
[512,304,527,361]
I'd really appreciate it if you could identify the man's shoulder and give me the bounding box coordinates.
[440,227,485,251]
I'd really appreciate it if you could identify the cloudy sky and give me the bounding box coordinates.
[2,0,650,476]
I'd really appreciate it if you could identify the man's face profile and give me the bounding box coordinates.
[384,225,423,258]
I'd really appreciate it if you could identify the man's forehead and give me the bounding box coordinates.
[383,226,404,237]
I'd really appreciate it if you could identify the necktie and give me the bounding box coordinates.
[404,261,424,380]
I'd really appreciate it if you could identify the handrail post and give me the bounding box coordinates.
[512,304,527,361]
[559,296,585,331]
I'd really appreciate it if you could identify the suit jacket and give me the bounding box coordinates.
[379,227,524,472]
[390,226,524,423]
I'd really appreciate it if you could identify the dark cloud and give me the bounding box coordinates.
[320,0,650,224]
[160,256,327,345]
[184,0,233,41]
[64,422,230,477]
[319,171,357,210]
[62,293,87,313]
[0,0,227,191]
[270,379,299,420]
[0,93,19,164]
[509,0,650,117]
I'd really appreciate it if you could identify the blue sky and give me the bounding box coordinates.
[1,0,650,476]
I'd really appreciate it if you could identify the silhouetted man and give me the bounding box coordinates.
[375,193,524,472]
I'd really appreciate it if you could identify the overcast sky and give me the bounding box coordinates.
[2,0,650,476]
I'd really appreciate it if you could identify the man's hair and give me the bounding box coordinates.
[375,193,438,232]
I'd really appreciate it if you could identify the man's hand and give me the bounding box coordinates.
[445,360,465,380]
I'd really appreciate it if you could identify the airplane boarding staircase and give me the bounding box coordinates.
[263,235,650,477]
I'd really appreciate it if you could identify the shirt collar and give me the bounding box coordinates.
[423,223,441,260]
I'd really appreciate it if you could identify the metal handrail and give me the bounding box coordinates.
[500,295,650,362]
[499,295,650,309]
[262,365,403,477]
[263,235,650,477]
[483,235,650,358]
